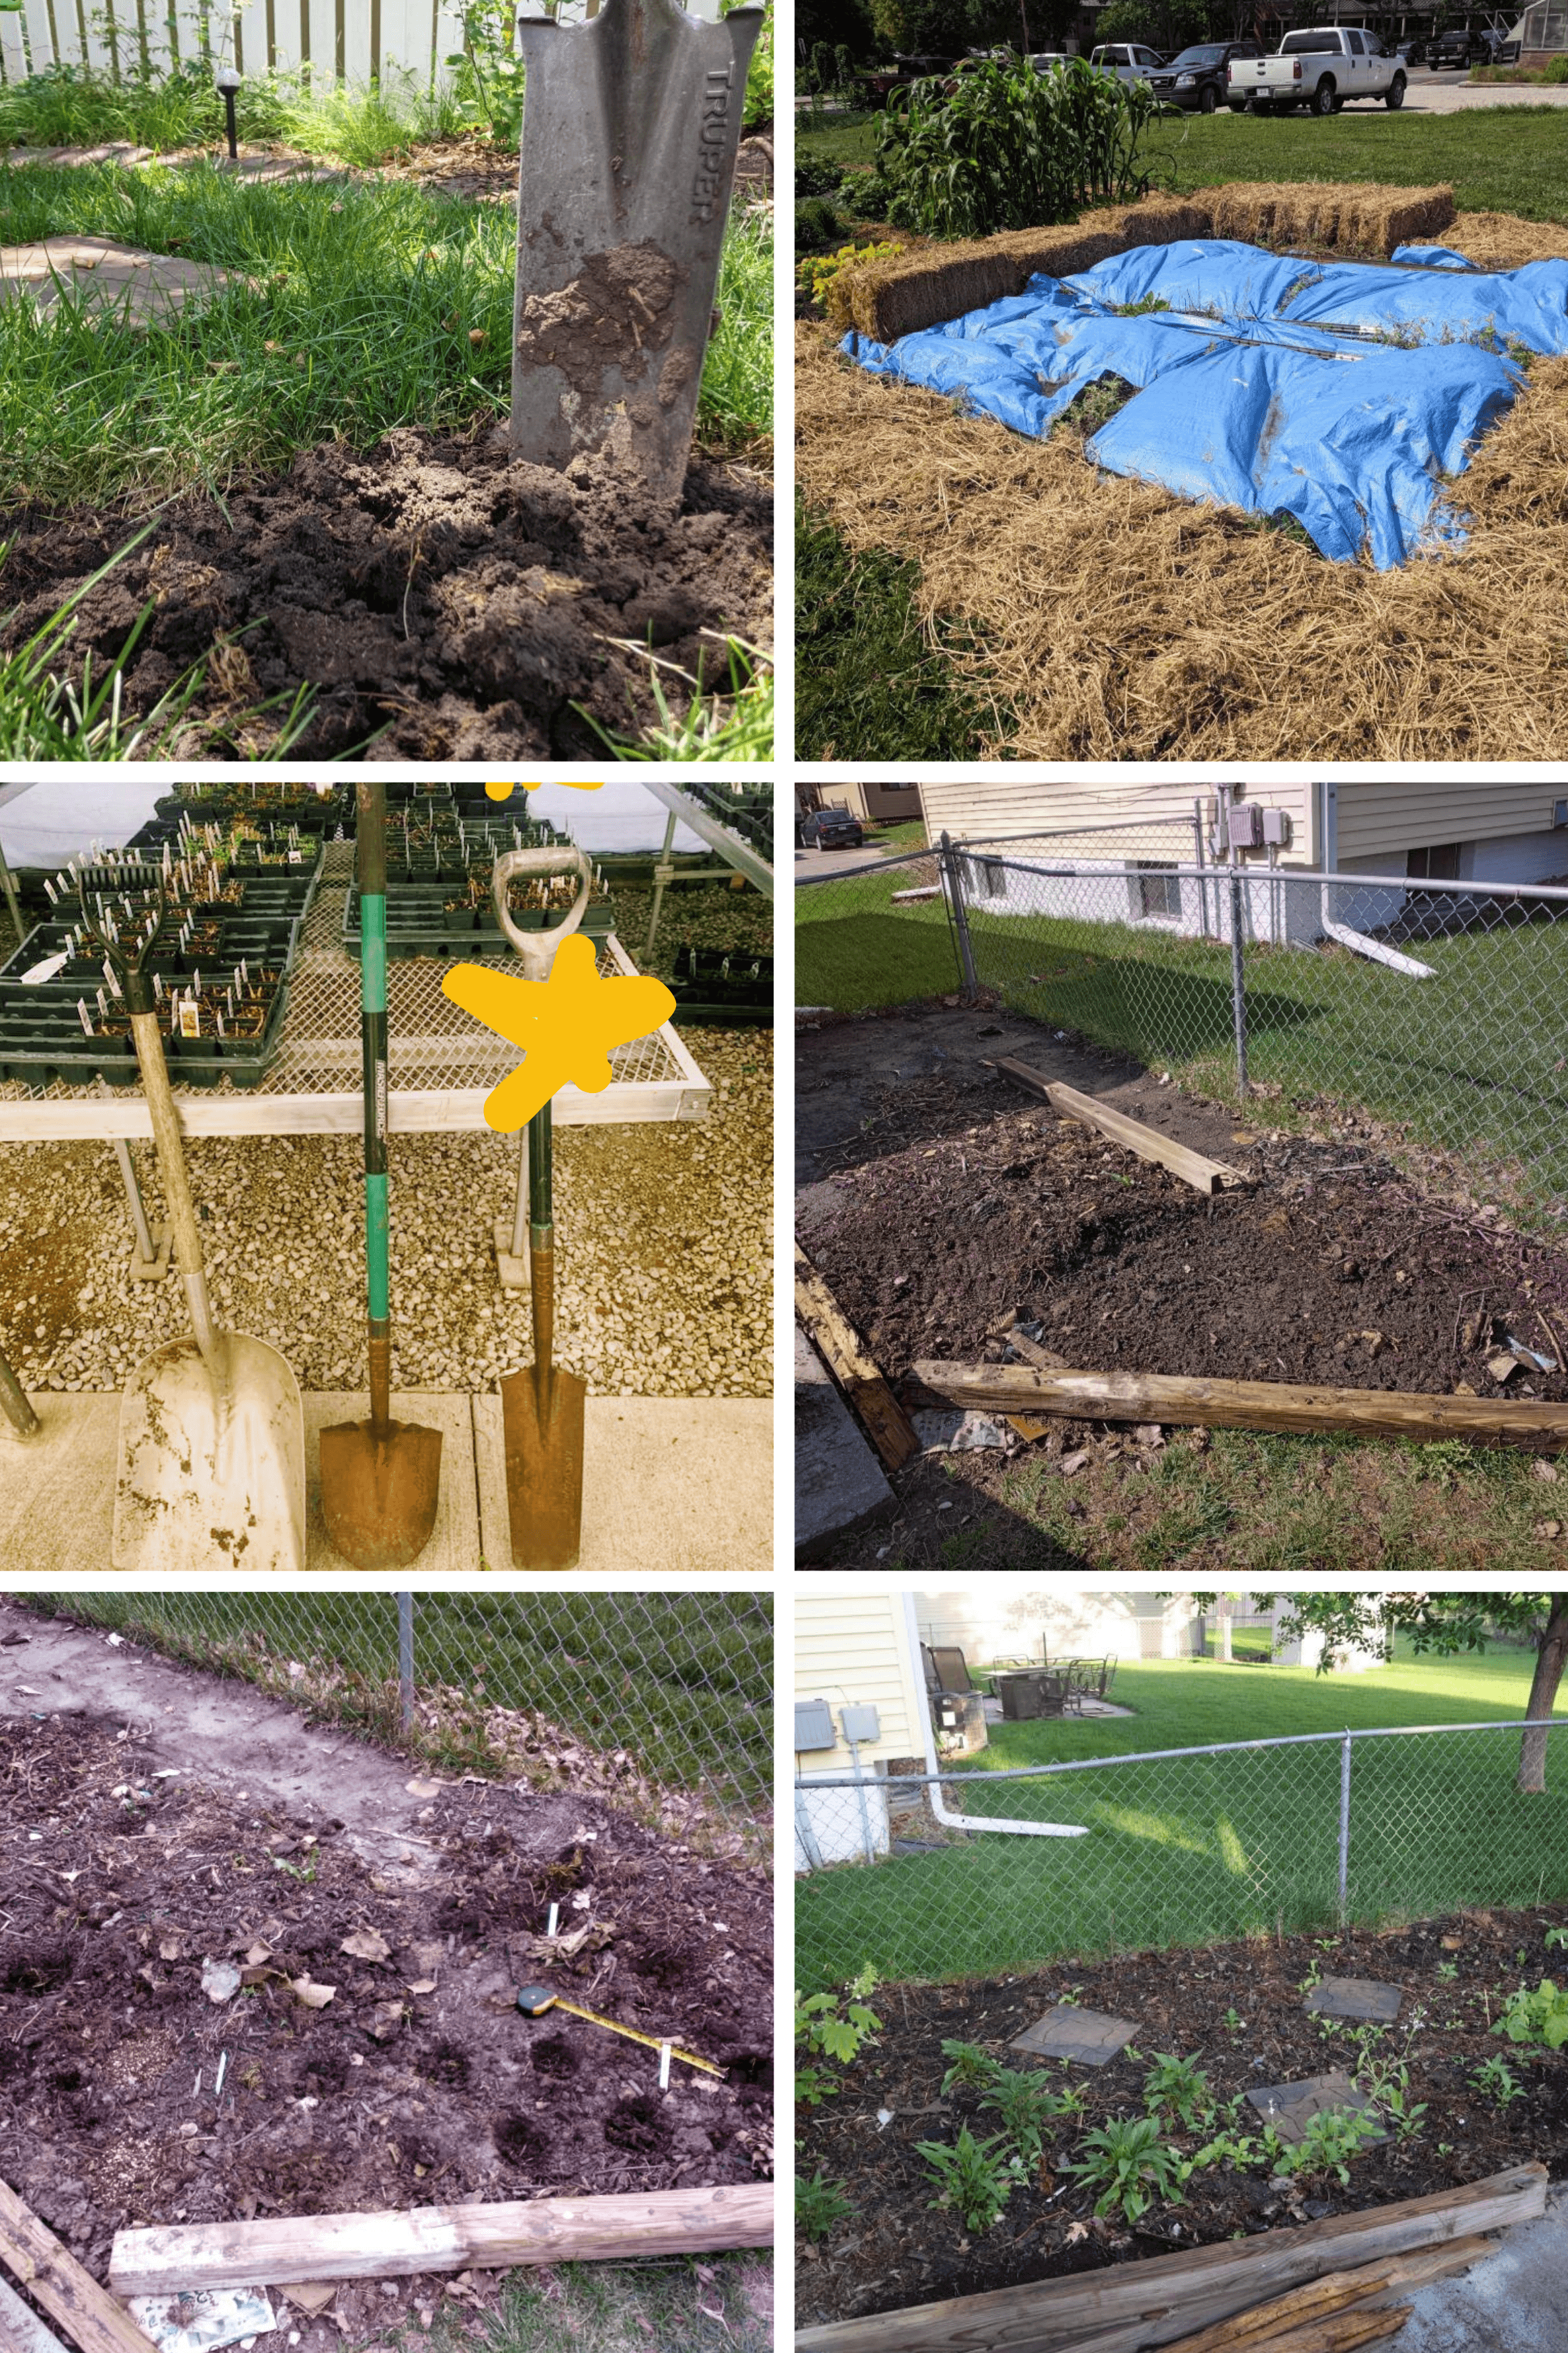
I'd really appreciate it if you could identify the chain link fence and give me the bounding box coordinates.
[796,834,1568,1222]
[795,1719,1568,1991]
[17,1589,772,1859]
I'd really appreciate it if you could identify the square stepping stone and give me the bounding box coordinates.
[1010,2004,1138,2065]
[1245,2068,1385,2147]
[1305,1976,1403,2024]
[0,237,239,327]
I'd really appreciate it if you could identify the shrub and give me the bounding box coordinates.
[796,197,846,255]
[796,1970,882,2106]
[797,237,903,309]
[873,54,1163,238]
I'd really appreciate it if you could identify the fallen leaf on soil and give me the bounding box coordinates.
[201,1958,242,2003]
[406,1980,437,1995]
[405,1780,443,1798]
[367,2000,405,2039]
[282,2285,338,2315]
[1060,1450,1088,1476]
[245,1942,272,1964]
[1487,1352,1520,1383]
[1536,1461,1561,1483]
[341,1929,391,1963]
[1534,1520,1562,1540]
[159,1936,183,1961]
[290,1977,336,2009]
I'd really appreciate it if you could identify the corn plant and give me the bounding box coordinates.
[872,57,1166,241]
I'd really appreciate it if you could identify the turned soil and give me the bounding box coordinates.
[0,1714,771,2295]
[798,1902,1568,2326]
[798,1076,1568,1402]
[0,426,772,757]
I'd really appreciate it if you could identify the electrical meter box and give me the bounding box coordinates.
[1261,808,1292,848]
[839,1703,882,1745]
[1227,804,1264,851]
[794,1699,837,1752]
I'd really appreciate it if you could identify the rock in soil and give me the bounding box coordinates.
[0,425,771,758]
[0,1713,771,2294]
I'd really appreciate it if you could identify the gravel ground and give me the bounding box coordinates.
[614,880,773,985]
[0,1027,771,1400]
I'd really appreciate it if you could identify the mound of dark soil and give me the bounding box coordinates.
[801,1104,1568,1400]
[0,1714,770,2290]
[0,424,771,758]
[800,1903,1568,2325]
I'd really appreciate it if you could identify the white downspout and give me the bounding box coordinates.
[1320,886,1436,978]
[900,1594,1089,1841]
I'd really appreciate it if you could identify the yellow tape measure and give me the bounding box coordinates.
[514,1985,723,2077]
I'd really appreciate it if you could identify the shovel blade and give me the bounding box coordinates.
[501,1364,587,1570]
[319,1417,444,1571]
[112,1333,306,1573]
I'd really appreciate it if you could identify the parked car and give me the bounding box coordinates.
[1390,34,1427,62]
[798,808,865,850]
[1148,38,1260,108]
[1026,50,1073,72]
[1432,22,1489,62]
[1089,41,1165,83]
[1227,26,1407,111]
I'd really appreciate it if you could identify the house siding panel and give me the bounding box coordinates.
[1337,783,1566,865]
[918,781,1316,861]
[795,1591,924,1767]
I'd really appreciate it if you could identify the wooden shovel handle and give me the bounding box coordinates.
[128,1007,220,1365]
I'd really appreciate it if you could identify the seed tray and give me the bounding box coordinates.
[0,959,293,1091]
[342,881,615,963]
[665,949,773,1028]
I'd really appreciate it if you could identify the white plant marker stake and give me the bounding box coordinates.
[214,2050,228,2097]
[658,2041,672,2090]
[546,1903,560,1939]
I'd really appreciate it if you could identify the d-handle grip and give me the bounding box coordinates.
[491,846,593,982]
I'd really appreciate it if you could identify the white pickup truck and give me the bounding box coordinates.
[1227,28,1407,114]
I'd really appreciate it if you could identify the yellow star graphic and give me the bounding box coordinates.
[442,934,676,1133]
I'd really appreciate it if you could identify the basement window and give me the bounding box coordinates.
[1407,844,1463,880]
[1134,862,1182,920]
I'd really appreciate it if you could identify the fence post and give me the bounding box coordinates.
[397,1593,415,1731]
[940,831,979,1002]
[1192,801,1208,940]
[1337,1730,1352,1923]
[1229,864,1249,1097]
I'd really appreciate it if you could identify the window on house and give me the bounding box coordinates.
[1134,861,1182,919]
[1407,844,1462,880]
[964,856,1006,898]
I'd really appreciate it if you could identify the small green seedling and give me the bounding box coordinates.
[1064,2116,1186,2225]
[940,2038,999,2093]
[916,2126,1016,2231]
[797,2169,854,2241]
[1471,2055,1526,2107]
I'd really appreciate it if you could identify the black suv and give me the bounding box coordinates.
[1148,38,1260,108]
[1432,24,1488,64]
[799,807,866,850]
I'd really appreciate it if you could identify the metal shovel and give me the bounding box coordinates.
[95,887,306,1573]
[492,845,594,1569]
[511,0,765,511]
[319,785,443,1570]
[0,1345,40,1443]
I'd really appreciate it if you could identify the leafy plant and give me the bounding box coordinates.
[1437,1960,1458,1981]
[796,239,904,311]
[797,2168,854,2241]
[446,0,527,142]
[796,1970,881,2106]
[1143,2053,1215,2132]
[1272,2105,1384,2187]
[1546,1927,1568,1951]
[979,2066,1082,2162]
[872,56,1165,241]
[1494,1979,1568,2049]
[1471,2055,1526,2106]
[916,2126,1016,2231]
[796,198,845,257]
[1064,2115,1186,2224]
[940,2038,999,2093]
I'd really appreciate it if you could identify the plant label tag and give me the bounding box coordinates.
[181,1002,202,1039]
[659,2040,672,2089]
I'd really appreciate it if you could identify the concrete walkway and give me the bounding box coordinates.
[0,1389,770,1574]
[0,235,241,324]
[1398,2182,1568,2349]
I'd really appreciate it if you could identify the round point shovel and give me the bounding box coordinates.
[493,846,592,1570]
[93,888,306,1573]
[319,785,443,1570]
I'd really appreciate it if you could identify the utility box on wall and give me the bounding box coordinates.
[1262,808,1292,848]
[794,1699,836,1753]
[1227,804,1265,852]
[839,1704,881,1745]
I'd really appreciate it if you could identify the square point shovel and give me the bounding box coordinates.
[319,783,444,1570]
[89,888,306,1574]
[491,845,595,1569]
[511,0,765,512]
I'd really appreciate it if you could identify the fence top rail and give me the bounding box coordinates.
[947,852,1568,906]
[795,843,944,889]
[794,1716,1563,1790]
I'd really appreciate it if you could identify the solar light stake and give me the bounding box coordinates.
[214,63,241,161]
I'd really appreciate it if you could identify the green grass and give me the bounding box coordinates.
[795,881,1568,1213]
[797,1640,1568,1991]
[0,161,770,512]
[0,59,475,162]
[799,104,1568,226]
[796,493,1007,761]
[23,1591,772,1814]
[402,2252,770,2353]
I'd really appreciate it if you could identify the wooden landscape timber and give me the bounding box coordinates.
[796,1240,920,1471]
[0,2179,161,2353]
[908,1361,1568,1454]
[1157,2236,1491,2352]
[110,2182,773,2298]
[993,1064,1247,1196]
[794,2164,1546,2353]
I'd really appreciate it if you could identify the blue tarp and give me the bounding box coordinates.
[843,235,1567,565]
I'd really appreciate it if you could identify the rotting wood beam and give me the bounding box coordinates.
[0,2180,161,2353]
[796,1242,919,1472]
[993,1064,1247,1195]
[794,2164,1546,2353]
[1157,2235,1491,2352]
[110,2182,773,2299]
[908,1362,1568,1454]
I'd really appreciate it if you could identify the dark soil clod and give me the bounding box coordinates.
[529,2033,579,2080]
[604,2092,669,2153]
[493,2112,552,2169]
[421,2039,472,2089]
[1,1941,74,1993]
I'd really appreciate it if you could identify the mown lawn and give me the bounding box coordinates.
[796,1642,1568,1989]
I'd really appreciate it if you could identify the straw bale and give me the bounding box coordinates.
[796,314,1568,761]
[1446,209,1568,270]
[1201,180,1454,256]
[825,243,1024,341]
[1085,195,1216,247]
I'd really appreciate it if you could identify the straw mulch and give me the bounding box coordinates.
[796,214,1568,758]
